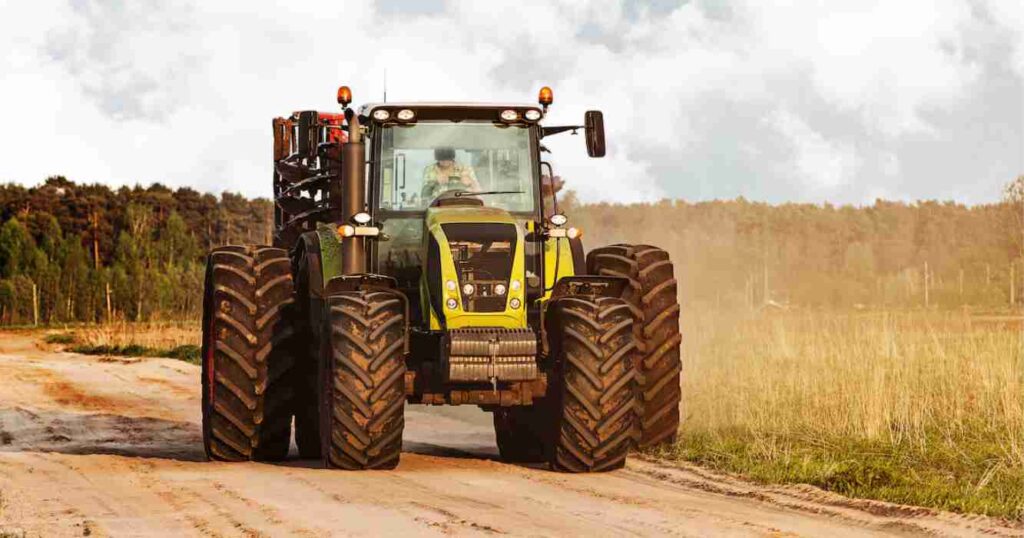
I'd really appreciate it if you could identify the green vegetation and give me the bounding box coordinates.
[0,176,270,325]
[652,431,1023,520]
[43,332,77,344]
[71,343,201,364]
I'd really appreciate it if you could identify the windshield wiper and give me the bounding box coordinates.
[453,190,524,197]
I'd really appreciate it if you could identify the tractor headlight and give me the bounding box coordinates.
[524,109,542,121]
[566,227,581,239]
[494,283,507,296]
[372,109,391,121]
[396,109,415,121]
[446,280,457,292]
[500,109,519,122]
[549,213,568,227]
[510,280,522,291]
[462,283,475,296]
[352,212,371,225]
[509,298,522,309]
[446,298,459,310]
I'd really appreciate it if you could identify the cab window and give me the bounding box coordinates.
[378,122,535,213]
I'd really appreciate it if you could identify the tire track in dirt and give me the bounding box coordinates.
[209,479,323,537]
[140,474,223,537]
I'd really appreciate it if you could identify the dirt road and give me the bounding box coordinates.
[0,332,1018,537]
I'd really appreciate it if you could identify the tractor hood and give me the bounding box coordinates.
[425,205,519,228]
[421,205,527,330]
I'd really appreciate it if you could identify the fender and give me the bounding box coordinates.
[323,274,409,355]
[314,222,345,287]
[541,235,585,301]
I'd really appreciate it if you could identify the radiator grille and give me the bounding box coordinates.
[442,223,517,313]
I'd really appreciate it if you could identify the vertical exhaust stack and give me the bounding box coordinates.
[339,95,366,275]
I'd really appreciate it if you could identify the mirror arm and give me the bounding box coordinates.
[541,125,584,138]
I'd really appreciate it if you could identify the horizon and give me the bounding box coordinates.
[2,175,1018,210]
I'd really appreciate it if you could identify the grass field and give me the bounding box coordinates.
[652,309,1024,520]
[45,321,201,363]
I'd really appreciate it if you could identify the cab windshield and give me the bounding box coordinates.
[378,122,536,213]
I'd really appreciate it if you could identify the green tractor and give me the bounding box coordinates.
[200,86,682,472]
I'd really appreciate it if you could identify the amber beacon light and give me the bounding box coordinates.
[538,86,553,110]
[337,85,352,107]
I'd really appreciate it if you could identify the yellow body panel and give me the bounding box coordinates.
[541,235,577,302]
[422,206,528,329]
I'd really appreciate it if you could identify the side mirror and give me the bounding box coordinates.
[584,110,606,158]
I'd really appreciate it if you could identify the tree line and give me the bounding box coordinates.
[567,176,1023,311]
[0,176,271,324]
[0,176,1019,324]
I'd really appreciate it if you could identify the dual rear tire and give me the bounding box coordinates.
[588,244,682,448]
[202,248,408,470]
[201,246,295,462]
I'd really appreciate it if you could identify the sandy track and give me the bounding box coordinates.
[0,333,1018,537]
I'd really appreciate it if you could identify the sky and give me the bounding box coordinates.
[0,0,1022,205]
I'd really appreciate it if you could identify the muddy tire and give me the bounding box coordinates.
[493,406,547,463]
[545,295,639,472]
[588,244,681,448]
[201,245,295,462]
[291,235,323,459]
[319,290,407,470]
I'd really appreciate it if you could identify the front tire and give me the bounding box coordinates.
[319,289,407,470]
[545,295,639,472]
[201,245,295,462]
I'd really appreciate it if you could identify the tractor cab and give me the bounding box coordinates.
[358,103,550,328]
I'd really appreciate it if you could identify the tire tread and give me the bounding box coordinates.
[320,290,406,470]
[547,296,639,473]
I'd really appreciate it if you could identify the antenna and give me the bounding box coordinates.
[383,69,388,103]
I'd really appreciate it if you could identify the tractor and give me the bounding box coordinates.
[200,86,682,472]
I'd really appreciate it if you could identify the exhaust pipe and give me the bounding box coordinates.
[340,113,366,275]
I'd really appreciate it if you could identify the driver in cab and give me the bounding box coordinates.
[421,147,481,201]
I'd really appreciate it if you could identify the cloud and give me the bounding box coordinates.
[765,109,859,190]
[744,1,980,137]
[43,1,206,121]
[0,0,1020,206]
[984,1,1024,78]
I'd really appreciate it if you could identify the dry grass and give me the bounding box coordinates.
[73,321,200,350]
[656,309,1024,519]
[46,321,202,363]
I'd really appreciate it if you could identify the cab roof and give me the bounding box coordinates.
[359,102,541,114]
[358,102,546,123]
